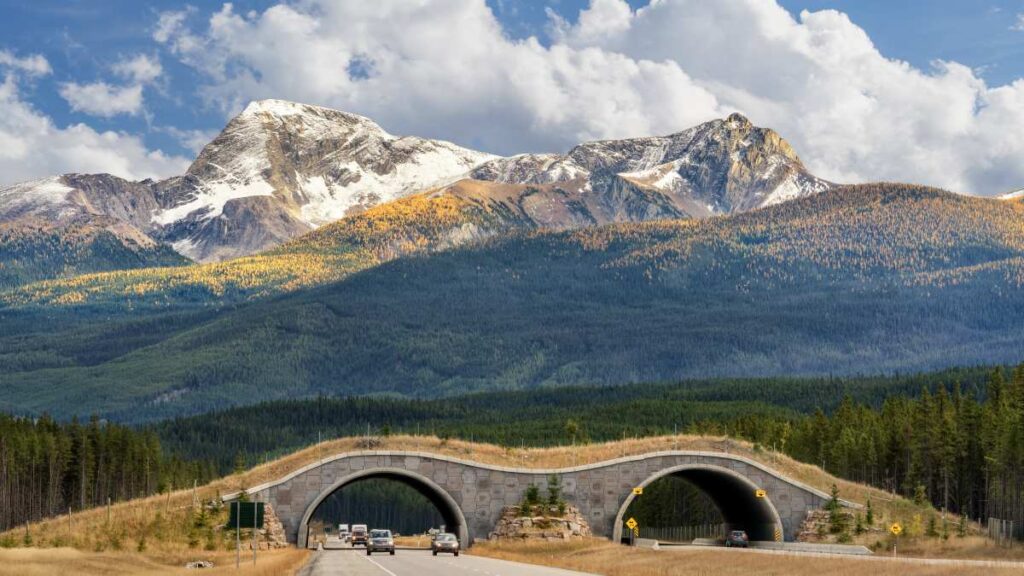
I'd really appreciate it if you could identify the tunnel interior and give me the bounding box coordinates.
[622,467,780,542]
[304,472,465,546]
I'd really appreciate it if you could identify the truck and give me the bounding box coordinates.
[338,524,350,542]
[351,524,369,547]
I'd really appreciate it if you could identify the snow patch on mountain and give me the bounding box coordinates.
[471,154,588,185]
[298,142,491,224]
[0,176,76,219]
[999,188,1024,200]
[153,176,276,225]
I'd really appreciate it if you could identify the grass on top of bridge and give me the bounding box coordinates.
[0,434,982,565]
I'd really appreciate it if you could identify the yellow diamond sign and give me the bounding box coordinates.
[633,487,644,495]
[625,518,638,530]
[890,522,902,536]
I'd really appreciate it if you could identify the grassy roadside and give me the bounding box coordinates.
[469,539,1024,576]
[0,547,309,576]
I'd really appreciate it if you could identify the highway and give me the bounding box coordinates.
[298,548,595,576]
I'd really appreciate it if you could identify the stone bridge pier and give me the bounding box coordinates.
[230,450,841,548]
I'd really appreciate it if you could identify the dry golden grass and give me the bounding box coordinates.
[393,534,432,548]
[470,539,1024,576]
[0,547,308,576]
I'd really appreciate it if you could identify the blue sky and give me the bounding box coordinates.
[1,1,1023,194]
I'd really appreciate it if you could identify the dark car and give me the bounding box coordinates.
[367,529,395,555]
[431,532,460,556]
[725,530,749,548]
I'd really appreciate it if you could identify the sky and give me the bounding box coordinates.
[0,0,1023,195]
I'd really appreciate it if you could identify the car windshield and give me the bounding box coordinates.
[731,531,746,537]
[437,534,456,541]
[371,530,391,538]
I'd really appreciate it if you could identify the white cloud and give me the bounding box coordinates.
[58,54,161,119]
[113,54,162,84]
[153,8,204,65]
[0,50,51,76]
[159,126,218,154]
[152,2,725,157]
[1012,13,1024,31]
[148,0,1024,196]
[59,81,144,117]
[0,55,188,183]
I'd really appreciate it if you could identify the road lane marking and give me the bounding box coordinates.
[358,552,399,576]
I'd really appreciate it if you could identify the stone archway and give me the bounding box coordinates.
[611,463,784,542]
[297,467,470,548]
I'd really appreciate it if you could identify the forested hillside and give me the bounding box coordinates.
[0,414,216,533]
[1,191,512,308]
[152,366,993,470]
[0,218,188,288]
[1,184,1022,421]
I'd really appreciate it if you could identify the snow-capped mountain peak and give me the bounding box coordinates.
[470,113,831,218]
[145,100,495,260]
[0,102,835,265]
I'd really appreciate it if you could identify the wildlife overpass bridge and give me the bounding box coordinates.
[230,450,840,548]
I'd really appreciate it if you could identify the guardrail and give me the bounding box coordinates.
[638,523,724,543]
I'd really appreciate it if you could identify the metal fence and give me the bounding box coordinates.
[638,523,725,543]
[988,518,1016,547]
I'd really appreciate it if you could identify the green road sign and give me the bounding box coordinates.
[229,502,265,529]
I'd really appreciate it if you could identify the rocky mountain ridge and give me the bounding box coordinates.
[0,101,831,274]
[470,112,830,219]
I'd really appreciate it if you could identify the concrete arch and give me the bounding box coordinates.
[611,463,784,543]
[237,450,836,545]
[296,467,469,549]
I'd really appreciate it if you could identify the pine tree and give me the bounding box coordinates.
[546,475,562,507]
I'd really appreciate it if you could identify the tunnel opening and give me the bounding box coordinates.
[298,470,467,549]
[621,474,725,543]
[616,465,782,543]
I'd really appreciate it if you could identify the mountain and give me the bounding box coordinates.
[3,183,1022,421]
[0,176,189,287]
[469,112,831,219]
[151,100,495,261]
[0,102,830,279]
[0,100,494,269]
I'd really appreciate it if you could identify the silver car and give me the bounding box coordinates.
[431,532,460,556]
[366,529,395,555]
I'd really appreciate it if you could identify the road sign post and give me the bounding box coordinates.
[889,522,902,557]
[252,499,257,567]
[228,502,265,568]
[626,517,638,546]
